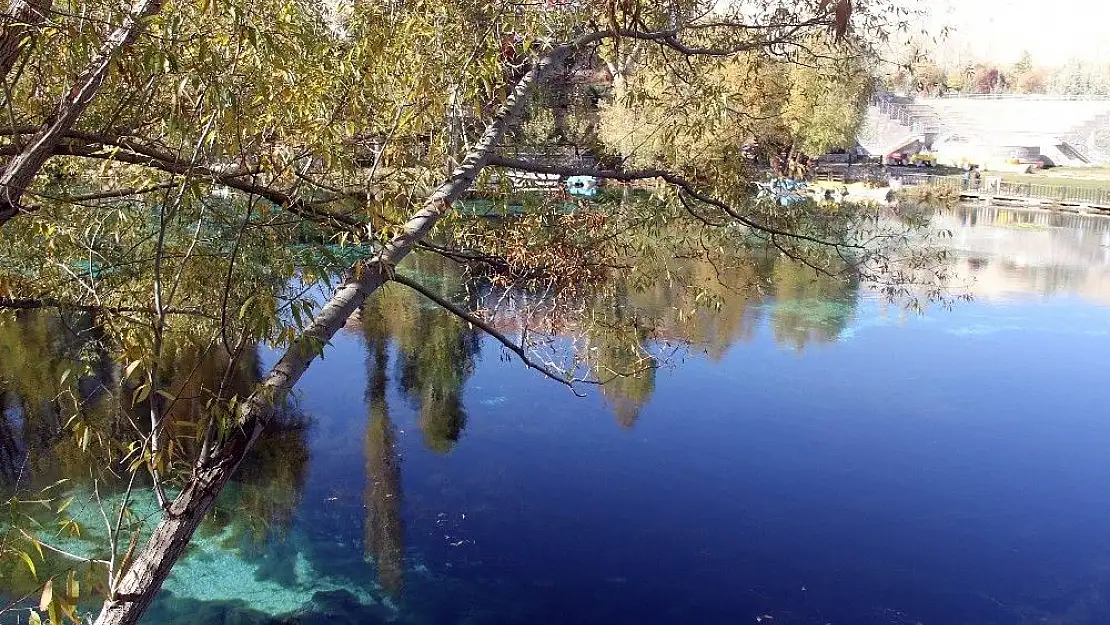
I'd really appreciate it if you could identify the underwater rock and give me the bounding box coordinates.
[291,589,387,625]
[143,593,284,625]
[250,538,300,588]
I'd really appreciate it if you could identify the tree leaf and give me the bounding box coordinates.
[132,383,151,406]
[18,550,37,578]
[39,579,52,612]
[124,360,143,379]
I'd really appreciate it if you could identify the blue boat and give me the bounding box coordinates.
[756,177,809,206]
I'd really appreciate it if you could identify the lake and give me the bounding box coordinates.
[3,203,1110,625]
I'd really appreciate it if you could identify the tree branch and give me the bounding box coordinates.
[0,297,215,318]
[0,0,53,86]
[389,273,589,395]
[485,155,866,251]
[0,0,165,223]
[0,133,365,233]
[33,182,180,204]
[18,528,110,566]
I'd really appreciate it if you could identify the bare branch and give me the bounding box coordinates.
[17,528,110,566]
[0,0,166,222]
[485,155,866,251]
[32,182,180,204]
[389,273,590,395]
[0,133,365,232]
[0,297,216,318]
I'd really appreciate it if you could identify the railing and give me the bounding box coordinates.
[870,100,939,135]
[931,93,1110,101]
[897,173,964,188]
[987,181,1110,205]
[903,173,1110,206]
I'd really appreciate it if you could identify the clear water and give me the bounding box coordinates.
[5,204,1110,624]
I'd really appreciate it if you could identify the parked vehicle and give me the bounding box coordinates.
[884,151,908,166]
[910,152,937,167]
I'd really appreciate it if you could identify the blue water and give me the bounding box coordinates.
[273,301,1110,624]
[7,204,1110,624]
[163,206,1104,625]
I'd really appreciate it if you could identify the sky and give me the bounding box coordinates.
[922,0,1108,67]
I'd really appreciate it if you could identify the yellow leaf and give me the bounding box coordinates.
[39,579,52,612]
[124,360,142,379]
[67,572,79,599]
[19,551,36,578]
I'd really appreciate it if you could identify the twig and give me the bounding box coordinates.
[388,274,593,395]
[17,529,109,566]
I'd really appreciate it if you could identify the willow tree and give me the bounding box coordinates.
[0,0,947,623]
[598,32,873,167]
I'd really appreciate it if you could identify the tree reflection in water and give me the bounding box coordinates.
[0,309,309,587]
[340,243,861,440]
[0,239,864,604]
[360,294,406,598]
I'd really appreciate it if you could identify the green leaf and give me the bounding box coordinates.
[132,383,151,406]
[124,360,143,379]
[19,550,36,579]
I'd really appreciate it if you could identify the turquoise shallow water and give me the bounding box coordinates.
[5,204,1110,624]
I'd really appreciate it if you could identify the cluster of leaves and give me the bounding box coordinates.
[597,33,874,168]
[440,193,629,294]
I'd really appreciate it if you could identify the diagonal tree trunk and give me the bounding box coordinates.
[0,0,53,85]
[0,0,163,225]
[91,43,573,625]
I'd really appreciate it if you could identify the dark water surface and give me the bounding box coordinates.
[6,204,1110,624]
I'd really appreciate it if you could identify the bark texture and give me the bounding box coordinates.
[0,0,162,224]
[92,44,571,625]
[0,0,53,85]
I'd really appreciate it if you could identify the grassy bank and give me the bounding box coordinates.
[999,167,1110,191]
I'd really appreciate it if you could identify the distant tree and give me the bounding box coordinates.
[1007,51,1045,93]
[1013,50,1034,76]
[911,61,946,96]
[882,66,912,93]
[1014,69,1047,94]
[946,71,966,93]
[598,34,871,166]
[1048,59,1110,95]
[971,64,1007,94]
